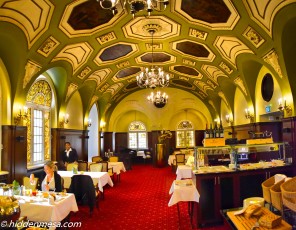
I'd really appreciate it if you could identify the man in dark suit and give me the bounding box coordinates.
[61,142,78,169]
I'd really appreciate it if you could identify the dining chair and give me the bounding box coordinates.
[78,161,88,172]
[109,156,119,162]
[144,151,152,164]
[92,156,103,162]
[172,154,186,172]
[67,163,78,171]
[89,163,103,172]
[101,161,115,182]
[68,174,99,216]
[23,176,38,190]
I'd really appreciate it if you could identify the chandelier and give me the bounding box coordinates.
[147,90,168,108]
[97,0,169,17]
[136,27,170,89]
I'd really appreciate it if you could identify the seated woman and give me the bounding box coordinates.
[30,161,63,192]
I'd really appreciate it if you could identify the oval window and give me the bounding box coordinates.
[261,73,274,102]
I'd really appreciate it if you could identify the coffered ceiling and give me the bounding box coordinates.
[0,0,296,119]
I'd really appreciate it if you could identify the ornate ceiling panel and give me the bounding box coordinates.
[0,0,295,116]
[53,42,94,74]
[214,36,254,67]
[0,0,54,48]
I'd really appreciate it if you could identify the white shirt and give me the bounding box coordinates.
[65,148,72,158]
[41,175,56,191]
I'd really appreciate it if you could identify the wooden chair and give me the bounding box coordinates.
[144,151,152,164]
[67,163,78,171]
[172,154,186,172]
[69,175,99,216]
[109,156,118,162]
[92,156,103,162]
[23,176,38,190]
[101,161,115,182]
[78,161,88,172]
[89,163,103,172]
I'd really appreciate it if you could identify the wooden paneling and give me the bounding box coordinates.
[2,125,27,183]
[114,132,128,153]
[101,132,113,154]
[51,128,89,166]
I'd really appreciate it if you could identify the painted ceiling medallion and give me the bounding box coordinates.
[123,16,180,40]
[173,0,240,30]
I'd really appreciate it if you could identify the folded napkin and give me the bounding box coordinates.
[285,177,291,182]
[175,179,192,186]
[275,174,286,184]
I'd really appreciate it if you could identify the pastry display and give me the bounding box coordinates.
[258,213,282,228]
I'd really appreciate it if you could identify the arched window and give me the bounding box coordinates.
[128,121,147,150]
[26,78,52,166]
[176,120,195,148]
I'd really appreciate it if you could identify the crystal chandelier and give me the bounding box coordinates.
[136,28,170,89]
[147,90,168,108]
[97,0,169,17]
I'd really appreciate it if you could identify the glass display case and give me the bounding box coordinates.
[193,142,290,171]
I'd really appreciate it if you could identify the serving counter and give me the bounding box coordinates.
[190,142,294,228]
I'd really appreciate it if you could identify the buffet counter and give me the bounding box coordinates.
[191,164,294,228]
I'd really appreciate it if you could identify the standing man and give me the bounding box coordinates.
[61,142,78,169]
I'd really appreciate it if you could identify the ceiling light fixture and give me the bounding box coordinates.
[136,26,170,89]
[147,90,168,108]
[97,0,169,17]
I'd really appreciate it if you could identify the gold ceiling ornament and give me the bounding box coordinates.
[136,26,170,89]
[263,49,283,78]
[23,60,41,89]
[97,0,169,17]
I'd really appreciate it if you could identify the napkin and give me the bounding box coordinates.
[274,174,286,184]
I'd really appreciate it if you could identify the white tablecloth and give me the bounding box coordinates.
[168,154,190,166]
[17,193,78,223]
[176,165,193,180]
[168,179,200,207]
[58,171,113,192]
[108,162,126,175]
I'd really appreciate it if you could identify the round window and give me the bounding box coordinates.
[261,73,274,102]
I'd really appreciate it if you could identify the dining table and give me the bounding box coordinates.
[168,179,200,229]
[16,192,78,229]
[176,165,193,180]
[108,161,126,182]
[58,171,114,192]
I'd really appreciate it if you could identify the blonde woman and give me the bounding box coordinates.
[30,161,62,192]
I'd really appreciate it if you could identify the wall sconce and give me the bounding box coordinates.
[245,108,254,121]
[60,113,69,127]
[278,98,292,114]
[87,119,92,127]
[100,120,106,132]
[225,114,233,124]
[14,106,28,125]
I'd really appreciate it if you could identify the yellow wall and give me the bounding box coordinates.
[109,88,212,132]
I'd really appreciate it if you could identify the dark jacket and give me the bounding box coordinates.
[37,171,63,192]
[62,148,78,164]
[69,175,96,213]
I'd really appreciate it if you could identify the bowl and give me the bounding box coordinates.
[243,197,264,208]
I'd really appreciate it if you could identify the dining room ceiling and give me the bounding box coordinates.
[0,0,296,118]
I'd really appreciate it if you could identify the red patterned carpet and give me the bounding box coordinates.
[70,164,230,230]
